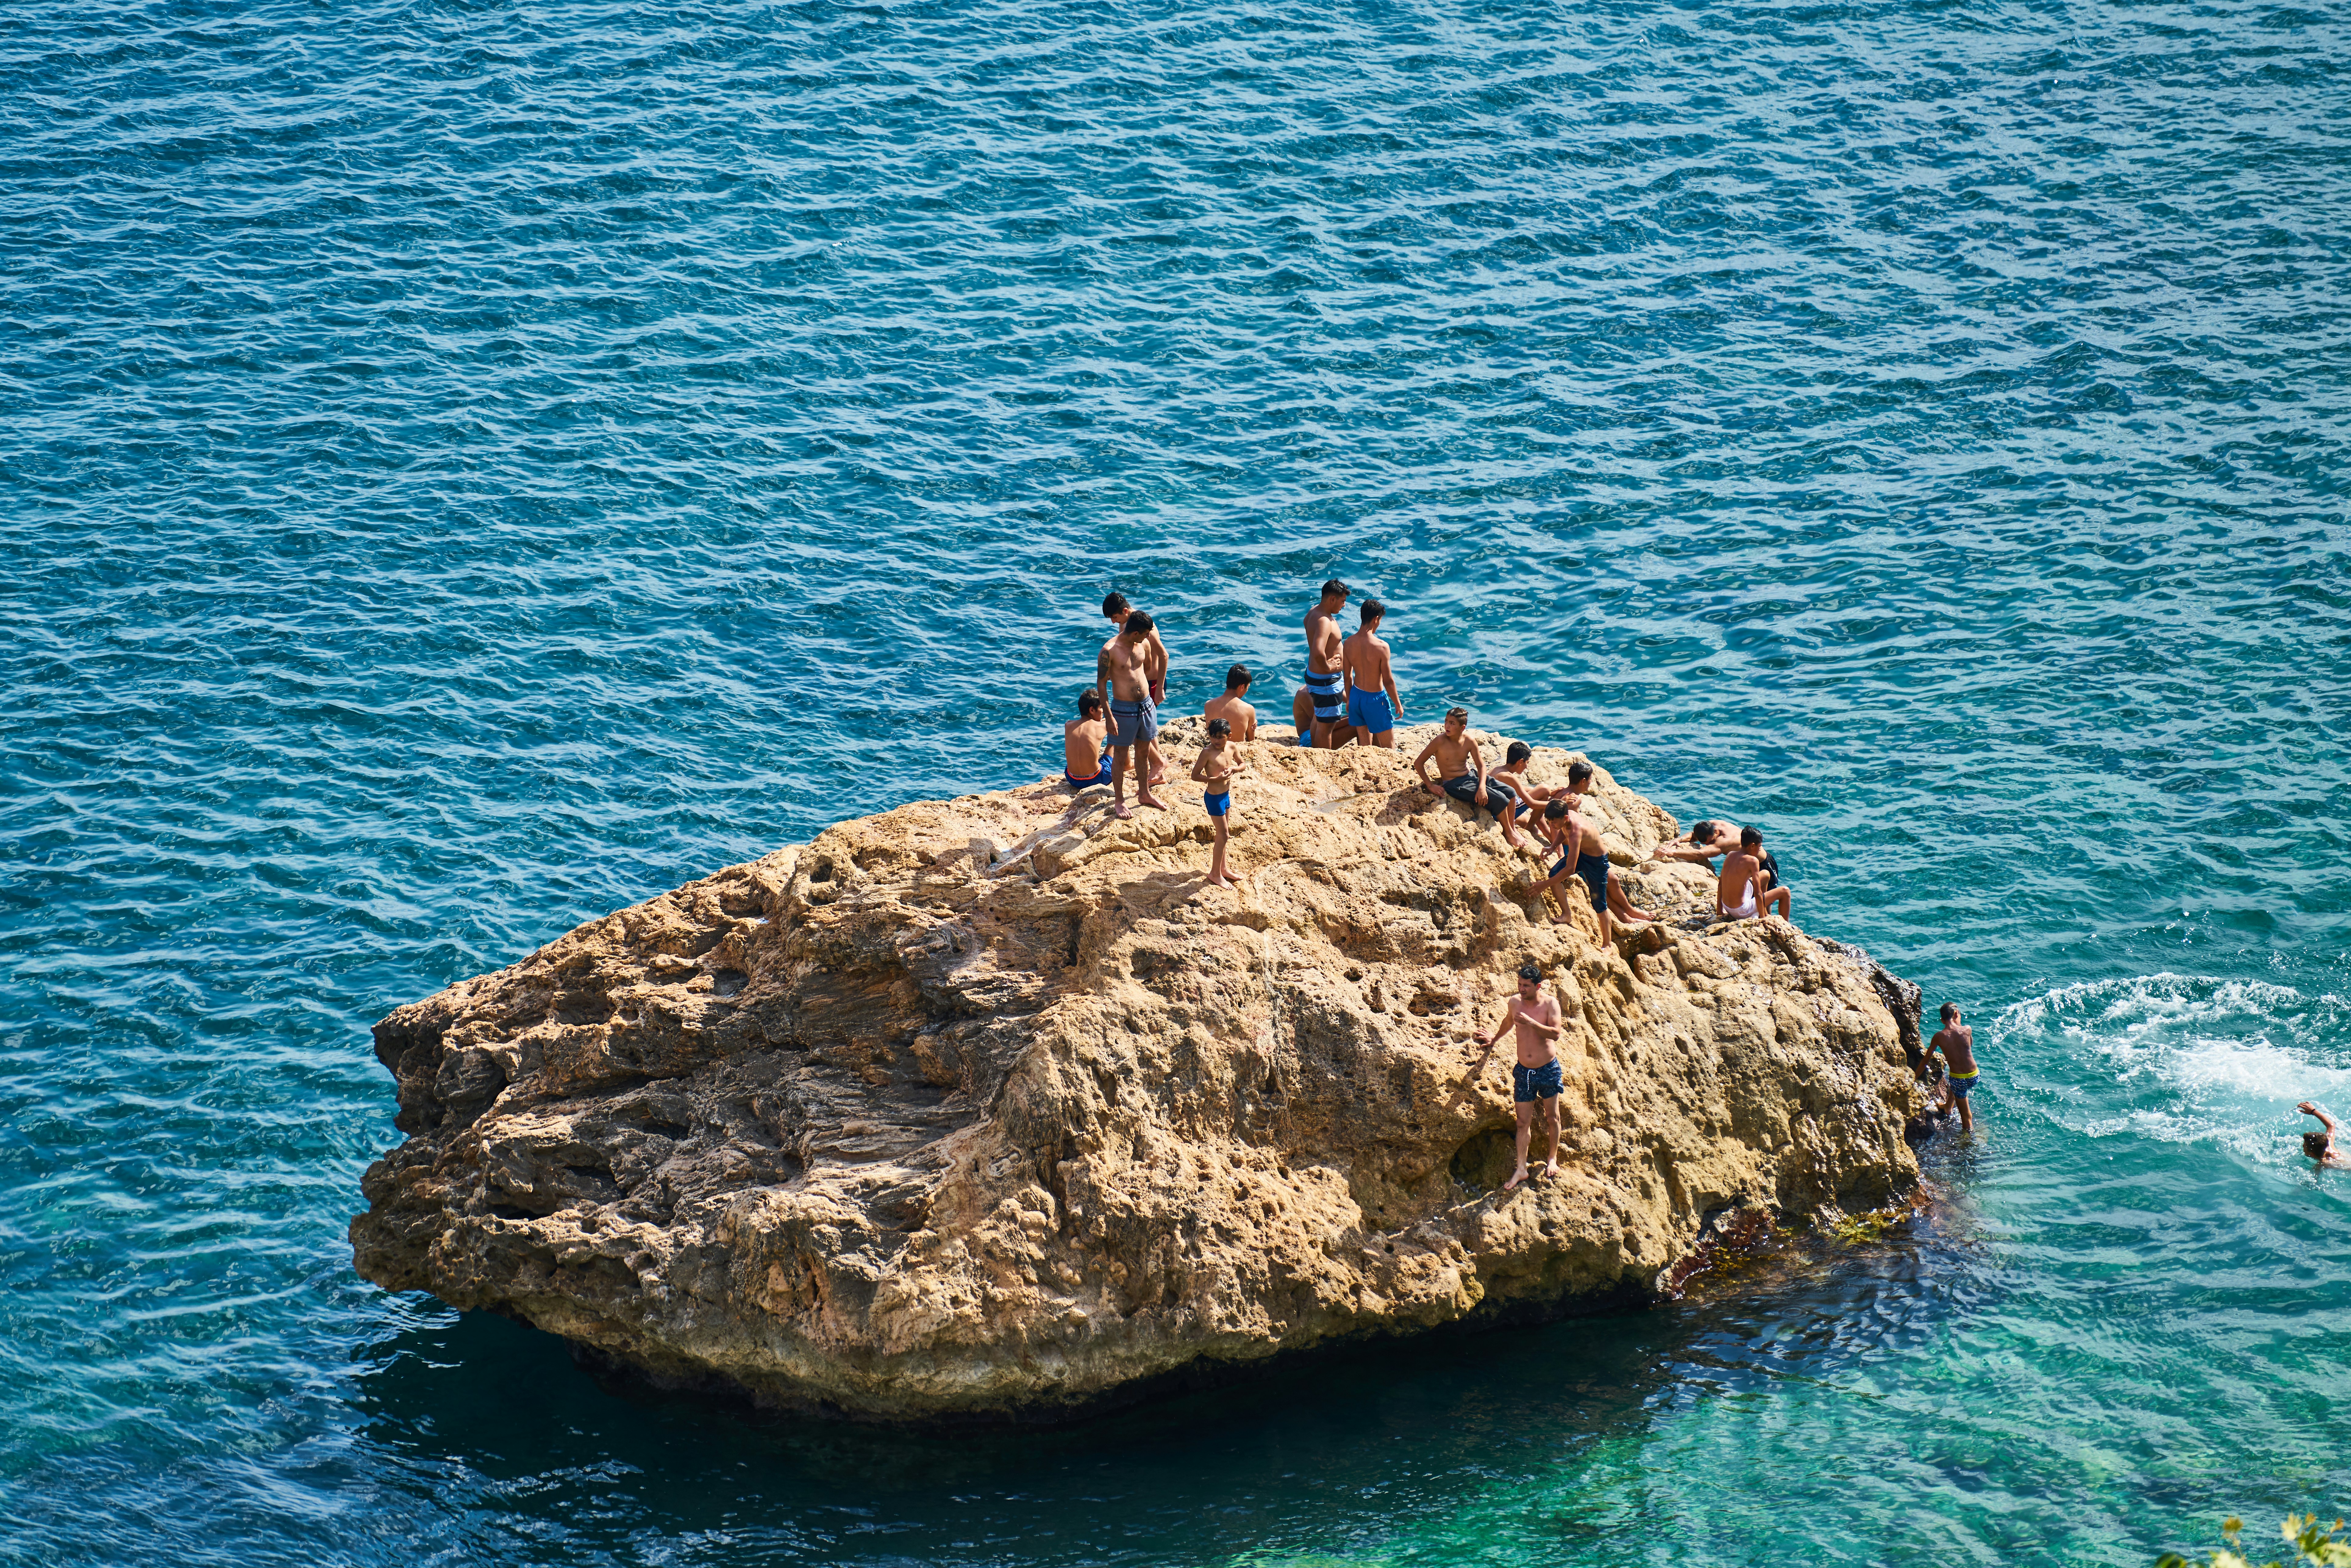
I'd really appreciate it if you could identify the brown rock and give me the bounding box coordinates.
[349,721,1925,1422]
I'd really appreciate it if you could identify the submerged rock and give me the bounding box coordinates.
[350,722,1925,1423]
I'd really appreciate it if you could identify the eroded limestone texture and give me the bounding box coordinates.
[351,722,1924,1422]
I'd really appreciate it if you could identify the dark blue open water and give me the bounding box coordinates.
[4,0,2348,1560]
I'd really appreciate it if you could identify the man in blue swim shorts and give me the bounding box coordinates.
[1061,688,1110,788]
[1094,611,1166,820]
[1301,579,1349,748]
[1340,598,1403,748]
[1474,963,1566,1190]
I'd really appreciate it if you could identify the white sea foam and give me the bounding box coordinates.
[1995,974,2351,1158]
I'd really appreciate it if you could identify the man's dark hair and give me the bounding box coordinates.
[1207,717,1231,738]
[1320,579,1348,601]
[1225,664,1251,691]
[1360,599,1386,624]
[1103,592,1131,618]
[1940,1002,1959,1023]
[1517,963,1542,982]
[1124,610,1154,635]
[2306,1132,2331,1159]
[1568,761,1594,786]
[1690,819,1718,842]
[1740,825,1763,848]
[1078,689,1102,715]
[1506,742,1531,766]
[1545,799,1570,819]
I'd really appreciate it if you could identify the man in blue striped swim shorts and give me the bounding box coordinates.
[1301,578,1349,747]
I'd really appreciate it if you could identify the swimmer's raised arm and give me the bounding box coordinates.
[2300,1101,2337,1132]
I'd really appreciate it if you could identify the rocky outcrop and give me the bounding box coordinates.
[350,722,1925,1423]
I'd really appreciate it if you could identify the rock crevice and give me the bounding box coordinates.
[351,724,1925,1422]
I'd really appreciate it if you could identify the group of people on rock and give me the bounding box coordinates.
[1059,579,1796,931]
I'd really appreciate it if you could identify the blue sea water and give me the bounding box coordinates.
[3,0,2349,1559]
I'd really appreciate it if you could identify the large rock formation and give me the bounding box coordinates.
[351,722,1926,1423]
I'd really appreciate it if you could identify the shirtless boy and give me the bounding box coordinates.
[1203,664,1258,741]
[1562,761,1654,935]
[1190,717,1250,888]
[1474,964,1566,1191]
[1654,818,1784,900]
[1412,707,1524,847]
[1062,689,1109,789]
[2297,1102,2349,1168]
[1925,1003,1980,1132]
[1341,600,1402,748]
[1094,612,1166,818]
[1102,592,1170,785]
[1301,580,1349,748]
[1716,825,1792,923]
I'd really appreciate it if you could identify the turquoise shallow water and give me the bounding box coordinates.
[3,0,2349,1560]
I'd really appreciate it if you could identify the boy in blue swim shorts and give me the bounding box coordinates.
[1189,717,1249,888]
[1474,963,1566,1190]
[1061,689,1110,788]
[1340,598,1403,748]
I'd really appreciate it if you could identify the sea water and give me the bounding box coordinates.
[2,0,2347,1560]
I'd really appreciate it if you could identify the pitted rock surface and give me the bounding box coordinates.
[351,722,1925,1422]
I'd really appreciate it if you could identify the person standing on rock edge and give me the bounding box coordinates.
[1102,592,1171,786]
[1203,664,1258,741]
[1474,963,1565,1191]
[1925,1002,1980,1133]
[1342,599,1402,748]
[1096,612,1165,819]
[1302,579,1350,749]
[1190,716,1249,888]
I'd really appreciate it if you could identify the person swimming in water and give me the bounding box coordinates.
[2297,1102,2348,1167]
[1190,716,1249,888]
[1062,689,1109,789]
[1203,664,1258,741]
[1924,1002,1979,1132]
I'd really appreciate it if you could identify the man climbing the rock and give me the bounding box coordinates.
[1925,1002,1980,1132]
[1559,761,1653,943]
[1475,963,1565,1190]
[1412,707,1524,847]
[1301,579,1349,749]
[1654,818,1785,903]
[1094,611,1166,819]
[1341,598,1402,748]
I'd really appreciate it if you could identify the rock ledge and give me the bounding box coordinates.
[351,724,1924,1423]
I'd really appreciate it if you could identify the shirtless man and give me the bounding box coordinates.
[1562,761,1654,934]
[1716,825,1792,923]
[1301,579,1349,748]
[1102,593,1170,784]
[1412,707,1524,847]
[1061,689,1109,789]
[1474,964,1565,1191]
[1093,611,1165,818]
[1341,599,1402,748]
[2297,1102,2349,1168]
[1203,664,1258,741]
[1925,1003,1980,1132]
[1654,818,1784,899]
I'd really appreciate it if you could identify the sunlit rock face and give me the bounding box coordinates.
[351,721,1923,1424]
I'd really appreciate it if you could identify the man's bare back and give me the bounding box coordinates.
[1931,1021,1975,1078]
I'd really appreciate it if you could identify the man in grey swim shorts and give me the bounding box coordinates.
[1094,611,1165,819]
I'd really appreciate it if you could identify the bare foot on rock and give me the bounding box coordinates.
[1502,1165,1529,1192]
[1113,804,1134,820]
